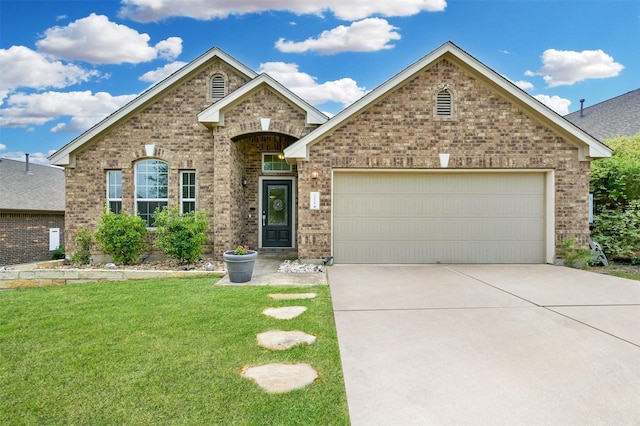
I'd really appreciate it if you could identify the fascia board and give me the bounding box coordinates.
[284,41,612,161]
[49,47,257,167]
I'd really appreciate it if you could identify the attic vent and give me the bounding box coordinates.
[211,75,226,101]
[436,89,453,117]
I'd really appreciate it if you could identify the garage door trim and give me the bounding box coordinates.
[331,169,555,264]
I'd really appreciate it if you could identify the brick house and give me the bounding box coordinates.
[50,41,610,264]
[0,156,65,265]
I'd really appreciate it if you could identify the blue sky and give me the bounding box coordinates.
[1,0,638,165]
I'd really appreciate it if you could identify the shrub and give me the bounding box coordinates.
[153,206,209,264]
[71,227,94,264]
[95,210,148,265]
[556,238,592,269]
[591,201,640,262]
[51,245,66,260]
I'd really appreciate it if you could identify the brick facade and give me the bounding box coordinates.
[57,45,602,264]
[62,58,316,259]
[295,57,591,260]
[0,212,65,265]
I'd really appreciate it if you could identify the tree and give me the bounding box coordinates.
[590,133,640,261]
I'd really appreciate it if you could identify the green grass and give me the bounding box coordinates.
[0,277,349,425]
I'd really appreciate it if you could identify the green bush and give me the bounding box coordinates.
[591,201,640,262]
[71,227,94,264]
[51,245,66,260]
[556,238,592,268]
[591,134,640,213]
[95,210,147,265]
[153,206,209,264]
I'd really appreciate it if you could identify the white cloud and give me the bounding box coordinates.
[0,150,56,165]
[513,80,534,91]
[0,143,6,150]
[534,94,571,115]
[155,37,183,60]
[0,90,137,132]
[139,61,188,83]
[0,46,100,96]
[276,18,400,54]
[259,62,366,106]
[36,13,182,64]
[526,49,624,87]
[119,0,447,22]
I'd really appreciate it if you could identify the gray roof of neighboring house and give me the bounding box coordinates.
[0,157,65,212]
[564,88,640,141]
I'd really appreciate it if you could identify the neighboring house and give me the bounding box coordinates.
[564,88,640,141]
[0,156,65,265]
[50,41,611,265]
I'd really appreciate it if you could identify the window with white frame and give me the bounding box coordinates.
[211,75,225,101]
[106,170,122,214]
[262,153,291,173]
[181,170,196,214]
[135,159,168,227]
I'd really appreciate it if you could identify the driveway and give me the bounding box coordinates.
[328,265,640,425]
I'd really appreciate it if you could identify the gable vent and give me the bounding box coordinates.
[436,89,453,117]
[211,76,225,100]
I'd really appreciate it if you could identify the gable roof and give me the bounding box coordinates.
[0,158,65,212]
[198,73,328,127]
[564,88,640,141]
[284,41,612,162]
[49,47,258,167]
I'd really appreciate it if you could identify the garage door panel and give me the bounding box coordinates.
[333,172,546,263]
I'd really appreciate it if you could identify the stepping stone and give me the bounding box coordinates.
[269,292,317,300]
[257,330,316,350]
[242,363,318,393]
[262,306,307,320]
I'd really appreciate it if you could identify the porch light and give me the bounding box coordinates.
[311,170,319,179]
[242,177,247,187]
[277,153,285,160]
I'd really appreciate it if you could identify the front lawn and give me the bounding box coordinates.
[0,277,349,425]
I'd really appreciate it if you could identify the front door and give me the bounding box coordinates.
[261,180,293,247]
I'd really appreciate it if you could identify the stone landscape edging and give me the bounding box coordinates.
[0,267,220,289]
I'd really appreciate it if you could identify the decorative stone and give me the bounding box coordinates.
[242,363,318,393]
[262,306,307,320]
[269,293,317,300]
[105,263,118,270]
[257,330,316,350]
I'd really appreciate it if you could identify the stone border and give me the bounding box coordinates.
[0,269,220,289]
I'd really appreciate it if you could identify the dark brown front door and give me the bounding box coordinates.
[261,180,293,247]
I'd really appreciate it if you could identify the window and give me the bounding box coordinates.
[135,160,168,227]
[436,89,453,117]
[211,75,225,101]
[106,170,122,214]
[262,153,292,173]
[181,171,196,214]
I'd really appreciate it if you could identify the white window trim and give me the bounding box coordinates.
[106,170,122,213]
[135,160,169,228]
[180,170,196,213]
[262,152,292,173]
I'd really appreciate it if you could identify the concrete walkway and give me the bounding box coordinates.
[217,252,327,286]
[328,264,640,425]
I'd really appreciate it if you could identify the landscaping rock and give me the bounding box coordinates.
[269,293,317,300]
[257,330,316,350]
[262,306,307,320]
[241,363,318,393]
[278,260,321,273]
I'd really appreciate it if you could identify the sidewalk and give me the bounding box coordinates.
[216,251,327,286]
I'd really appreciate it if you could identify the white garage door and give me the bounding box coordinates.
[333,171,546,263]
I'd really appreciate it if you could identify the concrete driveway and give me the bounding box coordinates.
[328,264,640,425]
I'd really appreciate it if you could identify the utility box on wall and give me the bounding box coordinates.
[49,228,60,251]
